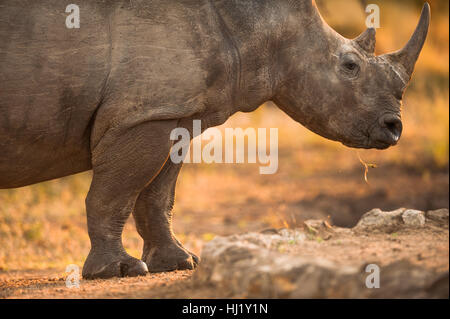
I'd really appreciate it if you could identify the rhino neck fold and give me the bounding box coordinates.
[209,0,286,113]
[210,0,342,115]
[271,0,346,123]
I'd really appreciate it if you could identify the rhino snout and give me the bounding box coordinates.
[370,114,403,149]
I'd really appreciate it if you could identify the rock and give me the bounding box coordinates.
[426,209,449,226]
[368,260,448,299]
[353,208,405,233]
[353,208,436,232]
[192,226,448,298]
[193,230,361,298]
[425,271,450,299]
[402,209,426,227]
[304,219,333,232]
[303,219,335,240]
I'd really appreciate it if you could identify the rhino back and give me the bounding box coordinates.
[0,0,239,188]
[89,0,237,145]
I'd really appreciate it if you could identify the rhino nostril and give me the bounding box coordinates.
[383,116,403,142]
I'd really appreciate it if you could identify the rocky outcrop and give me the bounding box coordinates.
[426,208,450,225]
[193,208,449,298]
[352,207,449,233]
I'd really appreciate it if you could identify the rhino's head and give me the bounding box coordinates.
[273,2,430,149]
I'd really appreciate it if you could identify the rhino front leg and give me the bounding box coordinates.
[133,160,200,272]
[82,120,178,279]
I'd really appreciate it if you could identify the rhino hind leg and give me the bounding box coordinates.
[133,160,200,272]
[82,120,178,279]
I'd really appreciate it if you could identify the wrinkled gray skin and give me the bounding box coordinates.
[0,0,430,279]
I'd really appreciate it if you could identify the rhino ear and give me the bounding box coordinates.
[354,28,376,54]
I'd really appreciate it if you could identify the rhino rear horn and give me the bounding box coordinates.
[386,3,431,76]
[354,28,376,54]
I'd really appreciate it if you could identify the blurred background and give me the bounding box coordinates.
[0,0,448,271]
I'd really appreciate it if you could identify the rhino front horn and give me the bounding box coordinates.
[387,3,430,76]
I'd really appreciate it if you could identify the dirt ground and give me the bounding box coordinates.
[1,216,447,299]
[0,164,448,299]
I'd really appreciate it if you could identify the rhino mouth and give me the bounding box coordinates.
[343,130,400,150]
[342,139,391,150]
[370,140,393,150]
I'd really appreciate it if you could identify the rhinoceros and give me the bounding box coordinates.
[0,0,430,279]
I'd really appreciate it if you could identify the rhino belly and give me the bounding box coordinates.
[0,1,111,188]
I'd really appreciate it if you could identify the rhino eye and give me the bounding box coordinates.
[341,61,360,77]
[344,62,358,71]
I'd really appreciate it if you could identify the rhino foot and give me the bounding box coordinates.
[82,251,148,279]
[143,243,200,273]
